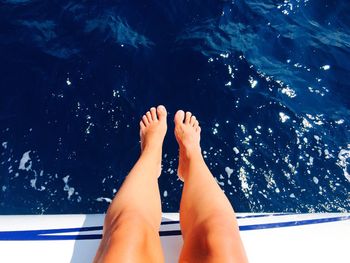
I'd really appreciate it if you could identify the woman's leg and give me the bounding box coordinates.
[93,105,167,263]
[174,110,249,263]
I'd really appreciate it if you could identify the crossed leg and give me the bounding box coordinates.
[174,110,249,263]
[93,105,167,263]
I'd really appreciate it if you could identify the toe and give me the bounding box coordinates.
[190,115,196,126]
[142,115,149,125]
[174,110,185,125]
[157,105,167,120]
[194,120,199,129]
[150,107,157,121]
[185,111,192,124]
[146,111,152,123]
[140,120,146,130]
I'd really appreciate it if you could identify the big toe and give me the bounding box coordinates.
[157,105,167,120]
[174,110,185,125]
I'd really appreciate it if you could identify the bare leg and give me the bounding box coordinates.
[175,110,249,263]
[93,105,167,263]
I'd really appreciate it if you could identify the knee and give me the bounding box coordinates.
[111,212,158,234]
[195,215,241,256]
[200,213,238,234]
[99,215,163,263]
[105,207,161,232]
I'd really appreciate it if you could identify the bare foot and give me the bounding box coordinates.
[174,110,201,181]
[140,105,167,150]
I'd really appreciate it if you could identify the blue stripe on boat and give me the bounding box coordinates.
[160,213,291,226]
[0,215,349,241]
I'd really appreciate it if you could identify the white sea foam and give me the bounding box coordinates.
[228,65,233,75]
[279,112,290,123]
[30,170,45,191]
[324,149,333,159]
[238,167,252,199]
[264,171,277,190]
[321,65,330,70]
[113,90,120,97]
[30,178,37,189]
[217,180,225,186]
[63,175,75,200]
[167,168,174,174]
[19,151,32,171]
[302,118,312,128]
[248,76,258,88]
[239,124,247,133]
[313,120,323,125]
[2,142,7,149]
[335,119,344,125]
[307,156,314,166]
[337,147,350,182]
[247,149,253,156]
[281,87,296,98]
[225,167,233,178]
[96,197,112,203]
[85,123,94,134]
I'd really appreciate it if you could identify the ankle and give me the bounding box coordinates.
[140,145,162,161]
[184,146,202,160]
[142,142,163,153]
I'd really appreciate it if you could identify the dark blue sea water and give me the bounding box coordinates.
[0,0,349,214]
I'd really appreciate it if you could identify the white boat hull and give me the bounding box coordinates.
[0,213,349,263]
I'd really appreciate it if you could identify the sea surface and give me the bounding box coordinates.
[0,0,349,214]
